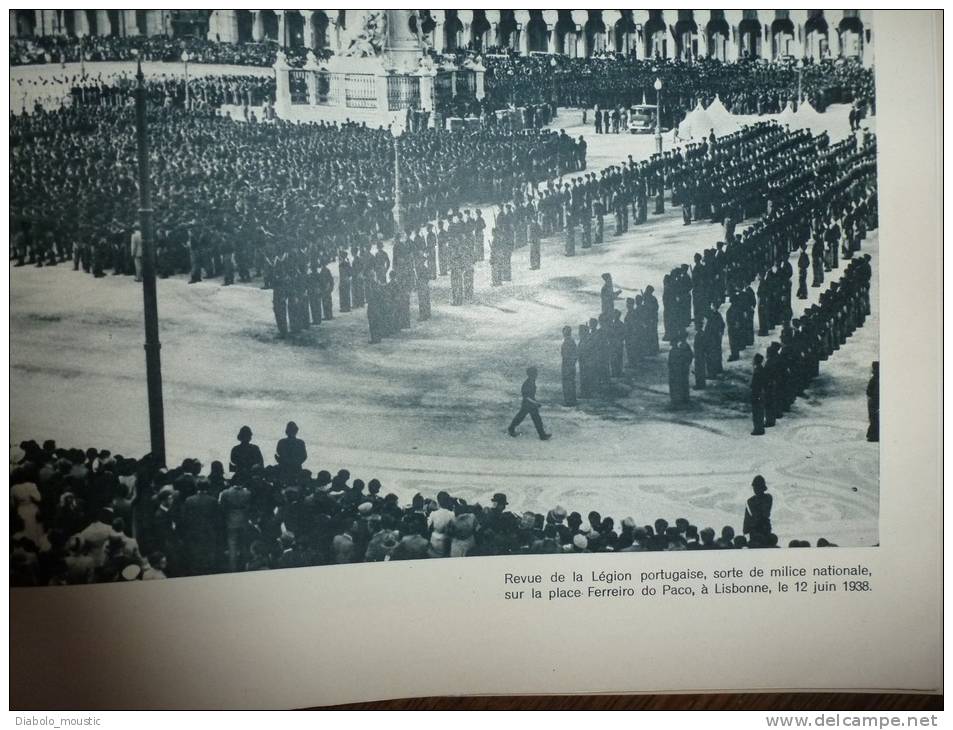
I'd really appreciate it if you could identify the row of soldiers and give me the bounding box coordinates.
[750,256,873,434]
[559,275,661,406]
[267,239,433,341]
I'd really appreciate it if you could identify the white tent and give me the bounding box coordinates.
[677,104,715,140]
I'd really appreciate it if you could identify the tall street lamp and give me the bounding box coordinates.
[653,76,664,213]
[182,50,191,109]
[796,57,803,112]
[134,59,167,467]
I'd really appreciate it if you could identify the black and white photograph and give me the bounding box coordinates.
[10,8,882,586]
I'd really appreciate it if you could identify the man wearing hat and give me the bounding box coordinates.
[508,366,551,440]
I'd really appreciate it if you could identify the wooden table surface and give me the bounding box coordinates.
[320,693,942,711]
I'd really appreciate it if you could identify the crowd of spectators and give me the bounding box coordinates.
[10,35,332,69]
[10,428,844,586]
[483,54,875,122]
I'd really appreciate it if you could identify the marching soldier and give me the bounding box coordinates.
[797,244,810,299]
[560,326,578,407]
[507,367,552,441]
[365,269,384,344]
[393,268,411,330]
[338,249,352,314]
[600,273,621,318]
[306,260,322,326]
[643,285,660,356]
[593,195,605,244]
[668,337,693,407]
[437,218,449,277]
[529,208,542,270]
[271,251,289,338]
[425,223,438,279]
[609,310,625,378]
[474,210,487,262]
[416,259,432,321]
[750,353,767,435]
[564,202,576,257]
[578,323,594,398]
[693,318,708,390]
[351,245,367,309]
[726,293,744,362]
[705,303,725,376]
[319,260,334,321]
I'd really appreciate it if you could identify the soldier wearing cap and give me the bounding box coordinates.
[560,326,578,407]
[422,224,436,280]
[507,366,552,440]
[668,336,693,407]
[529,206,542,270]
[318,259,335,321]
[600,273,621,318]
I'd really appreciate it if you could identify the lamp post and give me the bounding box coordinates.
[393,134,402,234]
[653,76,664,214]
[653,76,663,154]
[796,57,803,112]
[134,59,167,467]
[181,50,190,109]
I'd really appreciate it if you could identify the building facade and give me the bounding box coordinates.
[11,10,874,64]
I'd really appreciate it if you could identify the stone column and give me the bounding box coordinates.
[384,9,423,72]
[304,51,320,104]
[9,10,16,37]
[278,11,286,47]
[207,10,230,43]
[484,9,499,50]
[430,10,445,53]
[571,10,587,58]
[121,10,138,36]
[326,11,342,53]
[631,10,650,59]
[723,9,744,61]
[252,10,264,42]
[515,10,530,55]
[604,9,621,53]
[542,10,558,54]
[417,66,436,111]
[788,9,808,59]
[274,54,292,117]
[859,9,874,67]
[75,10,91,37]
[95,10,110,36]
[300,10,315,49]
[472,60,486,100]
[457,9,473,51]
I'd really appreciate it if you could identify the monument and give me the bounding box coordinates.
[272,9,482,131]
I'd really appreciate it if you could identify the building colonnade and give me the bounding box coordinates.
[11,9,874,65]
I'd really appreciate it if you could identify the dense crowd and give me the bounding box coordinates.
[9,100,582,297]
[10,35,329,69]
[12,425,847,585]
[484,55,875,122]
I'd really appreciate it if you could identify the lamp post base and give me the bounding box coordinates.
[655,133,663,155]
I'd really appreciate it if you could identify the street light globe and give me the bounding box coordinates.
[181,51,190,63]
[654,77,662,91]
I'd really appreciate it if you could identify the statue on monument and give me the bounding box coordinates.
[341,10,388,58]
